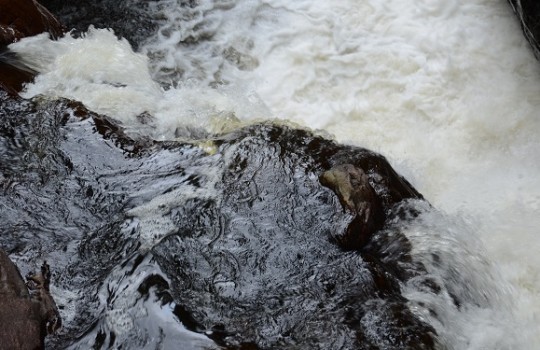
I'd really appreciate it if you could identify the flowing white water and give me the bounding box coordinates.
[9,0,540,348]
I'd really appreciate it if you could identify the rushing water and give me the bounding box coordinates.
[7,0,540,348]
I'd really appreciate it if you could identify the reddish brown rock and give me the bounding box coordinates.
[0,0,64,96]
[0,58,35,97]
[0,0,64,46]
[0,249,61,350]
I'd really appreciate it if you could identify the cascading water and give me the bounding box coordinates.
[6,0,540,348]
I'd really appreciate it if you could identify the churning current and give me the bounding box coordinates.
[8,0,540,348]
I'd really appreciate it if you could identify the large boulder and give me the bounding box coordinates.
[508,0,540,58]
[0,93,442,349]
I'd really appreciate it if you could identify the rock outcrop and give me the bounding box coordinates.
[0,0,63,47]
[0,0,64,96]
[0,248,61,349]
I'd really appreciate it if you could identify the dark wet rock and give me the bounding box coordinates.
[0,51,35,96]
[0,92,440,349]
[0,0,63,96]
[152,124,434,349]
[0,248,61,349]
[38,0,158,50]
[508,0,540,58]
[0,0,64,47]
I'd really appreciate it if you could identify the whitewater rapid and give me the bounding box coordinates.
[9,0,540,348]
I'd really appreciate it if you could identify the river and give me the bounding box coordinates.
[8,0,540,348]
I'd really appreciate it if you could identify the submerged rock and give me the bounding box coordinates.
[508,0,540,58]
[152,125,435,349]
[0,93,439,349]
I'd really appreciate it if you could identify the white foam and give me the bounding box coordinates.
[10,29,161,121]
[9,27,270,140]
